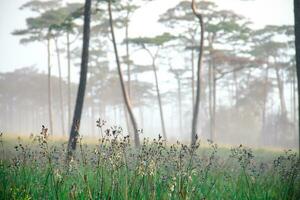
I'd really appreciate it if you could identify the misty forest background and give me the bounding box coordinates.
[0,0,297,149]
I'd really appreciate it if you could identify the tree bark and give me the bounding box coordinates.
[293,0,300,155]
[67,0,91,155]
[47,34,54,135]
[108,0,140,147]
[54,38,66,136]
[191,0,205,146]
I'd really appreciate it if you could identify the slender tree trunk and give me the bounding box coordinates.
[123,104,131,134]
[67,0,91,155]
[275,67,288,117]
[292,68,297,139]
[125,8,135,136]
[108,0,140,147]
[208,54,213,140]
[293,0,300,155]
[191,37,195,112]
[47,34,54,135]
[67,31,72,132]
[261,67,269,146]
[152,60,167,139]
[125,8,131,97]
[54,38,66,136]
[125,18,133,135]
[191,0,204,146]
[212,65,217,141]
[177,75,183,135]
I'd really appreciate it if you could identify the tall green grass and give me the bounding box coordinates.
[0,130,299,200]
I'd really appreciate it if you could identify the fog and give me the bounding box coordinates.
[0,0,298,149]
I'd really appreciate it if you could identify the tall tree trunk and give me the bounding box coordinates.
[292,67,297,139]
[125,7,131,97]
[54,38,66,136]
[191,0,204,146]
[67,31,72,132]
[275,67,288,117]
[124,8,134,136]
[152,60,167,140]
[208,54,213,140]
[67,0,91,155]
[177,75,183,135]
[108,0,140,147]
[191,36,195,112]
[212,65,217,141]
[261,67,269,146]
[293,0,300,155]
[47,34,54,135]
[123,104,131,134]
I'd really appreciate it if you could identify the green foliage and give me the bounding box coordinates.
[12,2,83,44]
[0,133,299,200]
[127,32,176,46]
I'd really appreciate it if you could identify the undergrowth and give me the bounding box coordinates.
[0,126,299,200]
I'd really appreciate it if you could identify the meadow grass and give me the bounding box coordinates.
[0,130,299,200]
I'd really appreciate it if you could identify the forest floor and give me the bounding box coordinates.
[0,132,299,200]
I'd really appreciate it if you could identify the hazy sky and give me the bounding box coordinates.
[0,0,294,77]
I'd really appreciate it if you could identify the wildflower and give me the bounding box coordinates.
[170,184,175,192]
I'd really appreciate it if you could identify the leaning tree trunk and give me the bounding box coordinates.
[294,0,300,155]
[108,0,140,147]
[47,34,54,135]
[124,7,134,136]
[54,38,66,136]
[125,7,131,97]
[67,0,91,156]
[191,0,205,146]
[152,60,167,140]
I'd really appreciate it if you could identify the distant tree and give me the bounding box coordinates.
[13,1,83,135]
[55,3,83,131]
[0,67,76,134]
[169,65,186,135]
[191,0,204,146]
[67,0,91,156]
[115,1,139,97]
[107,0,140,147]
[127,33,175,140]
[12,0,63,134]
[251,26,293,118]
[159,1,215,113]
